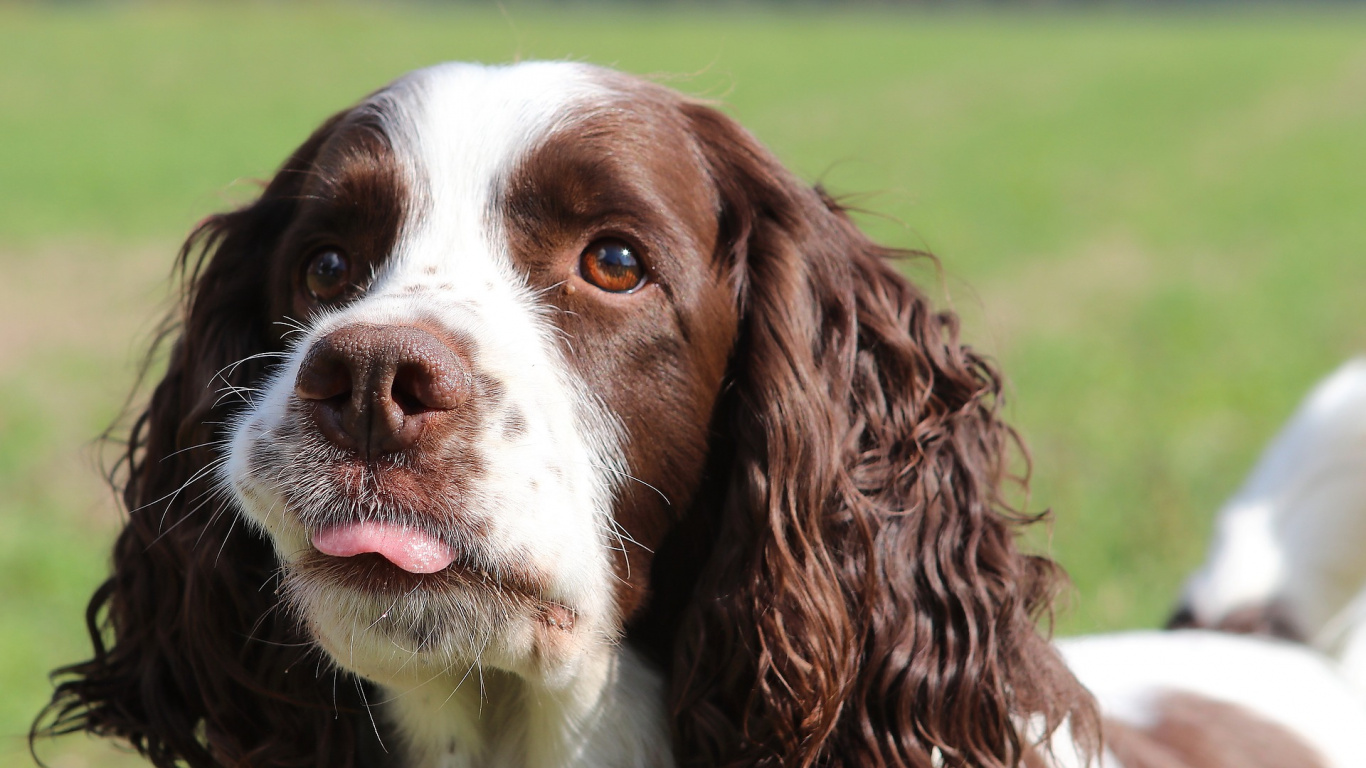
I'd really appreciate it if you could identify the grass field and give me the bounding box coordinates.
[4,4,1366,765]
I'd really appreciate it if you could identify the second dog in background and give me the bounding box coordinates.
[1173,358,1366,687]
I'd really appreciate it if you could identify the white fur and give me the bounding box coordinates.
[1178,358,1366,649]
[1055,631,1366,768]
[222,62,669,768]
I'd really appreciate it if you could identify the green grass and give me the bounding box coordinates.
[5,4,1366,765]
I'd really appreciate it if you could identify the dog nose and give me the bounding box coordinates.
[294,324,468,457]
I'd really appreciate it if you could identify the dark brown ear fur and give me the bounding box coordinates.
[661,103,1098,768]
[33,113,390,768]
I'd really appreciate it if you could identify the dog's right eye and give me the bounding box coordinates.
[305,248,351,303]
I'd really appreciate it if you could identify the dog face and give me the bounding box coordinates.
[222,63,738,687]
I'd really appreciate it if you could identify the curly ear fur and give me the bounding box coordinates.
[33,113,388,768]
[665,104,1098,768]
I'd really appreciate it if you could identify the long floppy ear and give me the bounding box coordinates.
[667,104,1098,768]
[34,113,385,768]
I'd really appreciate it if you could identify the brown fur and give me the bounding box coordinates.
[33,104,406,768]
[35,68,1097,768]
[651,97,1096,768]
[503,87,738,620]
[1166,603,1304,643]
[1104,693,1327,768]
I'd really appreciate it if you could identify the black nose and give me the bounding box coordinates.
[294,323,468,457]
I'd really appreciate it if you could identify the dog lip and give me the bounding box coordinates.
[293,550,580,632]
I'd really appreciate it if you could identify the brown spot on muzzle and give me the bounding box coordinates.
[539,603,577,632]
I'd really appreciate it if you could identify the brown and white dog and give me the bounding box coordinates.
[38,62,1366,768]
[1170,358,1366,688]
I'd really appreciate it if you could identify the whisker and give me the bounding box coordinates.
[214,350,290,382]
[355,679,388,754]
[213,508,243,566]
[159,437,231,462]
[591,461,672,508]
[439,639,491,712]
[138,453,230,516]
[275,316,312,339]
[213,384,262,409]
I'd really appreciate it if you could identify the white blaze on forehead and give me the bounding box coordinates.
[361,62,625,611]
[379,61,610,267]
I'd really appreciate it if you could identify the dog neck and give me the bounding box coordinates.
[381,645,672,768]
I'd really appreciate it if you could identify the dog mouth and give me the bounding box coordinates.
[297,520,577,632]
[301,520,489,592]
[313,521,458,574]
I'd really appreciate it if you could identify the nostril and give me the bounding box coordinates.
[295,351,353,403]
[391,364,429,416]
[391,359,466,416]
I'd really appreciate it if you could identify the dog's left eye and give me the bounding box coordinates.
[580,239,646,293]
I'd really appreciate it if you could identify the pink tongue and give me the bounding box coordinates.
[313,522,457,575]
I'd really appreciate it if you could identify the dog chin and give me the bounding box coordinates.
[281,556,592,689]
[226,441,612,688]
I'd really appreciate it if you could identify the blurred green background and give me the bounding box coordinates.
[4,4,1365,765]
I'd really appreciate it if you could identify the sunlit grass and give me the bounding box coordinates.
[5,4,1366,765]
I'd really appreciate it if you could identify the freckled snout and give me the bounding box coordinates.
[294,323,469,458]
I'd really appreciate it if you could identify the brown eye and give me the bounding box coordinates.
[579,239,645,293]
[305,248,351,302]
